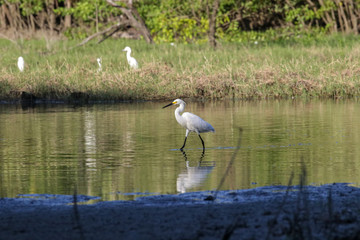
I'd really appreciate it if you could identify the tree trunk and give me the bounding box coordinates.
[131,6,153,43]
[330,6,338,32]
[347,0,358,34]
[106,0,153,44]
[0,4,9,29]
[208,0,220,48]
[8,3,19,30]
[318,0,337,33]
[335,0,350,33]
[64,0,72,29]
[0,5,5,29]
[47,0,56,32]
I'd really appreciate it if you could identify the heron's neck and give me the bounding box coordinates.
[126,51,132,59]
[175,103,185,114]
[175,104,186,126]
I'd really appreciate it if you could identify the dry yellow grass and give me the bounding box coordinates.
[1,36,360,101]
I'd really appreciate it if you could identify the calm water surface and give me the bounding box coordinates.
[0,100,359,201]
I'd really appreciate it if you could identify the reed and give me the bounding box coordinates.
[1,35,359,101]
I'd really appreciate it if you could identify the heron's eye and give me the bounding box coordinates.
[173,101,177,104]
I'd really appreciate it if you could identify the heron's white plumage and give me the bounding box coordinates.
[122,46,139,69]
[97,58,102,72]
[17,56,24,72]
[172,99,214,135]
[182,112,214,134]
[163,98,214,151]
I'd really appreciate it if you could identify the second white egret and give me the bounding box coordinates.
[17,56,24,72]
[122,46,139,69]
[163,99,215,151]
[97,58,102,72]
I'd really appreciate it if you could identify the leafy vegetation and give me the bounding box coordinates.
[1,0,360,43]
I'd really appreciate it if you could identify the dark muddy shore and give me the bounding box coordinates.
[1,183,360,240]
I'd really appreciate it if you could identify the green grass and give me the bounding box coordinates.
[1,35,360,101]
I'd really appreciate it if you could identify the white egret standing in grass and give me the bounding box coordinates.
[163,99,215,152]
[122,46,139,69]
[17,56,24,72]
[97,58,102,72]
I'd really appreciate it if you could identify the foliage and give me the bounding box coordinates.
[2,0,360,43]
[54,0,121,22]
[19,0,43,16]
[136,0,343,43]
[137,0,209,43]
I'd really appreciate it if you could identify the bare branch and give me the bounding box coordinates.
[97,21,129,44]
[71,22,125,48]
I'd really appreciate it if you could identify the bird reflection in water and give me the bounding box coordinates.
[176,150,215,193]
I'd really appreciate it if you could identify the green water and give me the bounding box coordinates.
[0,99,359,201]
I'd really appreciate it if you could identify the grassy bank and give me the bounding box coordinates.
[1,35,360,101]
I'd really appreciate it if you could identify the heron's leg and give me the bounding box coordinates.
[199,134,205,152]
[180,137,187,150]
[180,130,190,150]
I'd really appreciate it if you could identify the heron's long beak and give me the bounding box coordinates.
[162,102,174,109]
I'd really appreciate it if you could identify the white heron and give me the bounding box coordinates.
[17,56,24,72]
[122,46,139,69]
[97,58,102,72]
[163,99,215,151]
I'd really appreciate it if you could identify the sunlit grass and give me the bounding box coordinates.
[0,35,360,101]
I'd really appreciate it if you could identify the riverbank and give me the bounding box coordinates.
[1,36,360,102]
[1,183,359,239]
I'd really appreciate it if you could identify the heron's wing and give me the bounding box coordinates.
[129,58,139,69]
[182,112,215,133]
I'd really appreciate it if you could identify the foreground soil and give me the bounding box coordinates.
[1,183,360,240]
